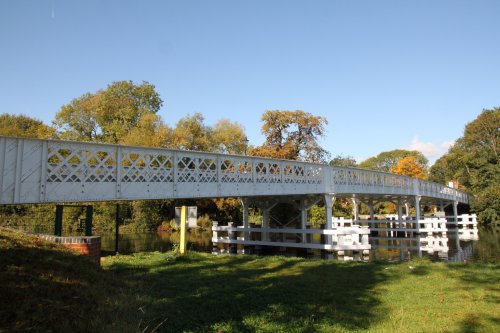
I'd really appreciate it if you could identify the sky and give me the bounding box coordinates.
[1,0,499,164]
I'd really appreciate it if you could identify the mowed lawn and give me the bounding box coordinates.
[1,229,499,332]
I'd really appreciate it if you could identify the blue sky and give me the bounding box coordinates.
[1,1,499,164]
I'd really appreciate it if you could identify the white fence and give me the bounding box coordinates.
[211,222,371,252]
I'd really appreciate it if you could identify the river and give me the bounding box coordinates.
[99,226,499,263]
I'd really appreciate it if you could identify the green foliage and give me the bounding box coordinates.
[0,113,56,139]
[429,108,500,224]
[329,154,357,167]
[54,80,163,144]
[308,204,326,227]
[359,149,428,173]
[131,200,168,231]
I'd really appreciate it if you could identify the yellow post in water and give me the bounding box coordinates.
[179,205,187,255]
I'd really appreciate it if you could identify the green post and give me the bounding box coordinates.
[85,205,93,236]
[115,204,120,254]
[54,205,63,236]
[179,206,187,255]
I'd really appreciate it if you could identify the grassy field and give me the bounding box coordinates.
[1,229,499,333]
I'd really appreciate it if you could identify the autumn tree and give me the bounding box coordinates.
[429,108,499,224]
[54,80,163,144]
[171,113,212,151]
[391,156,426,179]
[250,110,329,162]
[211,119,247,155]
[120,113,172,148]
[0,114,56,139]
[358,149,428,173]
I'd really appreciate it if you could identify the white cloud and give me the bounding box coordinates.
[407,136,455,160]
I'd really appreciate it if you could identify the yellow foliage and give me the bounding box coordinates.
[391,156,425,179]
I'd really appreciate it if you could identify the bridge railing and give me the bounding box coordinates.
[0,136,469,204]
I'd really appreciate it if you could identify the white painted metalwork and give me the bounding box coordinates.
[0,136,469,205]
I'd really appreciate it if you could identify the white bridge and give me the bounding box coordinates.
[0,136,470,255]
[0,136,468,205]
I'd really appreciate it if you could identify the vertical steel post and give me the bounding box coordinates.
[414,195,421,233]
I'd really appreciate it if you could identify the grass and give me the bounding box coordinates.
[1,229,499,333]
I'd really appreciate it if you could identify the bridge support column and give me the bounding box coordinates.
[241,198,249,239]
[324,194,334,246]
[453,200,459,225]
[352,198,359,221]
[397,198,404,235]
[300,200,308,244]
[415,196,421,233]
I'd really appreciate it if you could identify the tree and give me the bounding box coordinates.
[429,108,500,224]
[358,149,428,173]
[250,110,329,162]
[391,156,425,179]
[329,155,357,168]
[171,113,212,151]
[211,119,248,155]
[97,81,163,143]
[53,93,101,141]
[54,80,163,144]
[120,113,172,148]
[0,114,56,139]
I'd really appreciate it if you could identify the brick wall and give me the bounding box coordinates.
[38,234,101,265]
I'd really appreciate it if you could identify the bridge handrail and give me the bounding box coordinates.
[0,136,469,204]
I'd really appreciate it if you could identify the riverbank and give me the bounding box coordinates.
[1,229,498,332]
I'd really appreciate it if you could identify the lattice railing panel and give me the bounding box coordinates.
[47,143,117,183]
[283,163,306,184]
[255,160,282,183]
[220,157,253,183]
[176,153,217,183]
[121,149,173,183]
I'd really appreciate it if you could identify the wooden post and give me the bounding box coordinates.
[228,222,237,254]
[179,205,187,255]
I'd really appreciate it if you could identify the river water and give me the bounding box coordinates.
[100,226,499,263]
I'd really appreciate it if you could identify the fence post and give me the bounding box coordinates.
[228,222,237,254]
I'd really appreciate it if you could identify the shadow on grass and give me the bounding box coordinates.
[0,232,138,333]
[457,313,500,333]
[106,253,392,332]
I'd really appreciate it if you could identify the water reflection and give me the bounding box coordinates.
[99,226,499,263]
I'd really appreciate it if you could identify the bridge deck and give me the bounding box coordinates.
[0,136,469,205]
